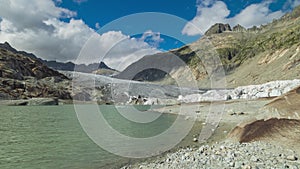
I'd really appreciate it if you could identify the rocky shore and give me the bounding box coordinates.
[122,141,300,169]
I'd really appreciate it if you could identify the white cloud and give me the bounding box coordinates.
[139,30,164,48]
[0,0,93,62]
[182,1,230,36]
[76,31,161,71]
[0,0,161,71]
[106,36,160,70]
[229,2,284,28]
[0,0,76,31]
[182,1,285,36]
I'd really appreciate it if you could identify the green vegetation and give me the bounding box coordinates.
[179,13,300,76]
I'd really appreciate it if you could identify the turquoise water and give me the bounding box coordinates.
[0,105,177,169]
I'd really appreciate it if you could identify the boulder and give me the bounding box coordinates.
[27,98,59,105]
[0,98,59,106]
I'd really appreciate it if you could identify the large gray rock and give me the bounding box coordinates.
[0,98,59,106]
[0,77,72,100]
[27,98,59,105]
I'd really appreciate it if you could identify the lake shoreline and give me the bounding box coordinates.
[2,98,300,169]
[120,98,300,168]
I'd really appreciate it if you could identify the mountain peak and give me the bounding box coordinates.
[3,41,10,46]
[232,24,246,32]
[204,23,232,36]
[0,42,17,53]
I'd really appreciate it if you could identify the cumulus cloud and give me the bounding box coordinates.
[182,1,285,36]
[139,30,164,48]
[0,0,161,71]
[72,30,161,71]
[74,30,161,70]
[182,1,229,36]
[0,0,92,62]
[103,38,160,71]
[0,0,76,31]
[229,2,284,28]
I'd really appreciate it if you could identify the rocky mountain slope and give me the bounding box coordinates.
[0,43,71,100]
[117,5,300,88]
[45,60,118,76]
[0,42,117,76]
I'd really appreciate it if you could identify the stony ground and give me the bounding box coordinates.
[121,98,300,169]
[122,141,300,169]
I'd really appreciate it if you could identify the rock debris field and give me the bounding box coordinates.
[122,141,300,169]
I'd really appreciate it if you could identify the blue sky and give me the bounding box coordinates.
[58,0,201,51]
[58,0,198,29]
[0,0,299,70]
[57,0,294,50]
[58,0,291,29]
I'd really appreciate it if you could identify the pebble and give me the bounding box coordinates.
[287,155,298,161]
[250,155,259,162]
[229,162,235,167]
[242,165,252,169]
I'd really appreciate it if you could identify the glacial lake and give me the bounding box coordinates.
[0,105,182,169]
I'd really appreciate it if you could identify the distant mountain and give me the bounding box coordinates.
[204,23,232,36]
[0,42,118,76]
[117,5,300,88]
[0,42,39,60]
[0,42,67,80]
[45,60,118,75]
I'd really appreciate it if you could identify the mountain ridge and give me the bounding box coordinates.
[117,5,300,88]
[0,42,71,100]
[0,42,117,75]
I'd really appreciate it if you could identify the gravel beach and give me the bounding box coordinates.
[121,96,300,169]
[122,141,300,169]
